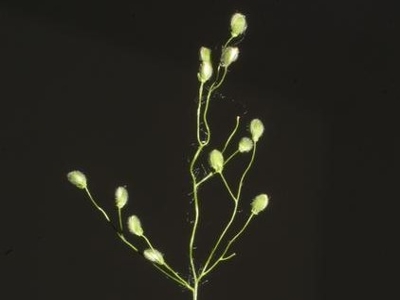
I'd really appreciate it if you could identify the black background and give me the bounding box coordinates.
[0,1,397,299]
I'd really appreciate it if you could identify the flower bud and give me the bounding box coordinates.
[250,119,264,142]
[67,170,87,189]
[127,215,144,236]
[143,248,164,265]
[238,137,254,153]
[199,47,211,62]
[251,194,269,215]
[220,47,239,67]
[209,149,224,173]
[197,61,213,83]
[230,13,247,37]
[115,186,128,209]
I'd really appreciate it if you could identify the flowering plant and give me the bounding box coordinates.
[67,12,270,300]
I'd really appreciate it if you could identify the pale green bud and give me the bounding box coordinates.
[143,248,164,265]
[127,215,144,236]
[197,61,213,83]
[67,170,87,189]
[250,118,264,142]
[209,149,224,173]
[115,186,128,209]
[199,46,211,62]
[251,194,269,215]
[230,13,247,37]
[221,47,239,67]
[238,137,254,153]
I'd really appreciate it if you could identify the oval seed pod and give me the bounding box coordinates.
[250,119,264,142]
[230,13,247,37]
[127,215,144,236]
[143,248,164,265]
[220,47,239,67]
[251,194,269,215]
[115,186,128,209]
[67,170,87,189]
[199,46,212,62]
[198,61,213,83]
[209,149,224,173]
[238,137,254,153]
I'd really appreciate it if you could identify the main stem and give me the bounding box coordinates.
[192,281,199,300]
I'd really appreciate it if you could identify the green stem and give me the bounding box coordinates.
[202,213,255,277]
[117,208,123,231]
[222,116,241,153]
[236,142,257,200]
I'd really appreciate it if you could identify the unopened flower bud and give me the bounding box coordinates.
[251,194,269,215]
[209,149,224,173]
[230,13,247,37]
[67,170,87,189]
[115,186,128,209]
[238,137,254,153]
[199,47,211,62]
[127,215,144,236]
[250,119,264,142]
[143,248,164,265]
[197,61,213,83]
[221,47,239,67]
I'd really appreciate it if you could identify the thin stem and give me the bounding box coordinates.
[200,173,238,278]
[153,263,193,291]
[117,233,138,252]
[117,208,123,231]
[84,187,111,222]
[222,116,241,153]
[84,187,138,252]
[188,145,203,283]
[202,67,228,144]
[197,83,205,144]
[202,213,255,277]
[236,142,257,200]
[224,149,239,165]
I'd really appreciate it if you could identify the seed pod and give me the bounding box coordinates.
[251,194,269,215]
[250,119,264,142]
[199,47,211,63]
[230,13,247,37]
[198,61,213,83]
[220,47,239,67]
[127,215,144,236]
[238,137,254,153]
[67,170,87,189]
[209,149,224,173]
[143,248,164,265]
[115,186,128,209]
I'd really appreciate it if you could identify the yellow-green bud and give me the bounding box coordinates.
[250,119,264,142]
[197,61,213,83]
[251,194,269,215]
[67,170,87,189]
[209,149,224,173]
[238,137,254,153]
[143,248,164,265]
[221,46,239,67]
[115,186,128,209]
[127,215,143,236]
[230,13,247,37]
[199,47,211,62]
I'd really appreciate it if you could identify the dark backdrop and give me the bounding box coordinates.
[1,1,396,299]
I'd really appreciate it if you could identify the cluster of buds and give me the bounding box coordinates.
[197,13,248,83]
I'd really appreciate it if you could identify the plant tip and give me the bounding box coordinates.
[251,194,269,215]
[115,186,128,209]
[67,170,87,189]
[230,13,247,37]
[128,215,144,236]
